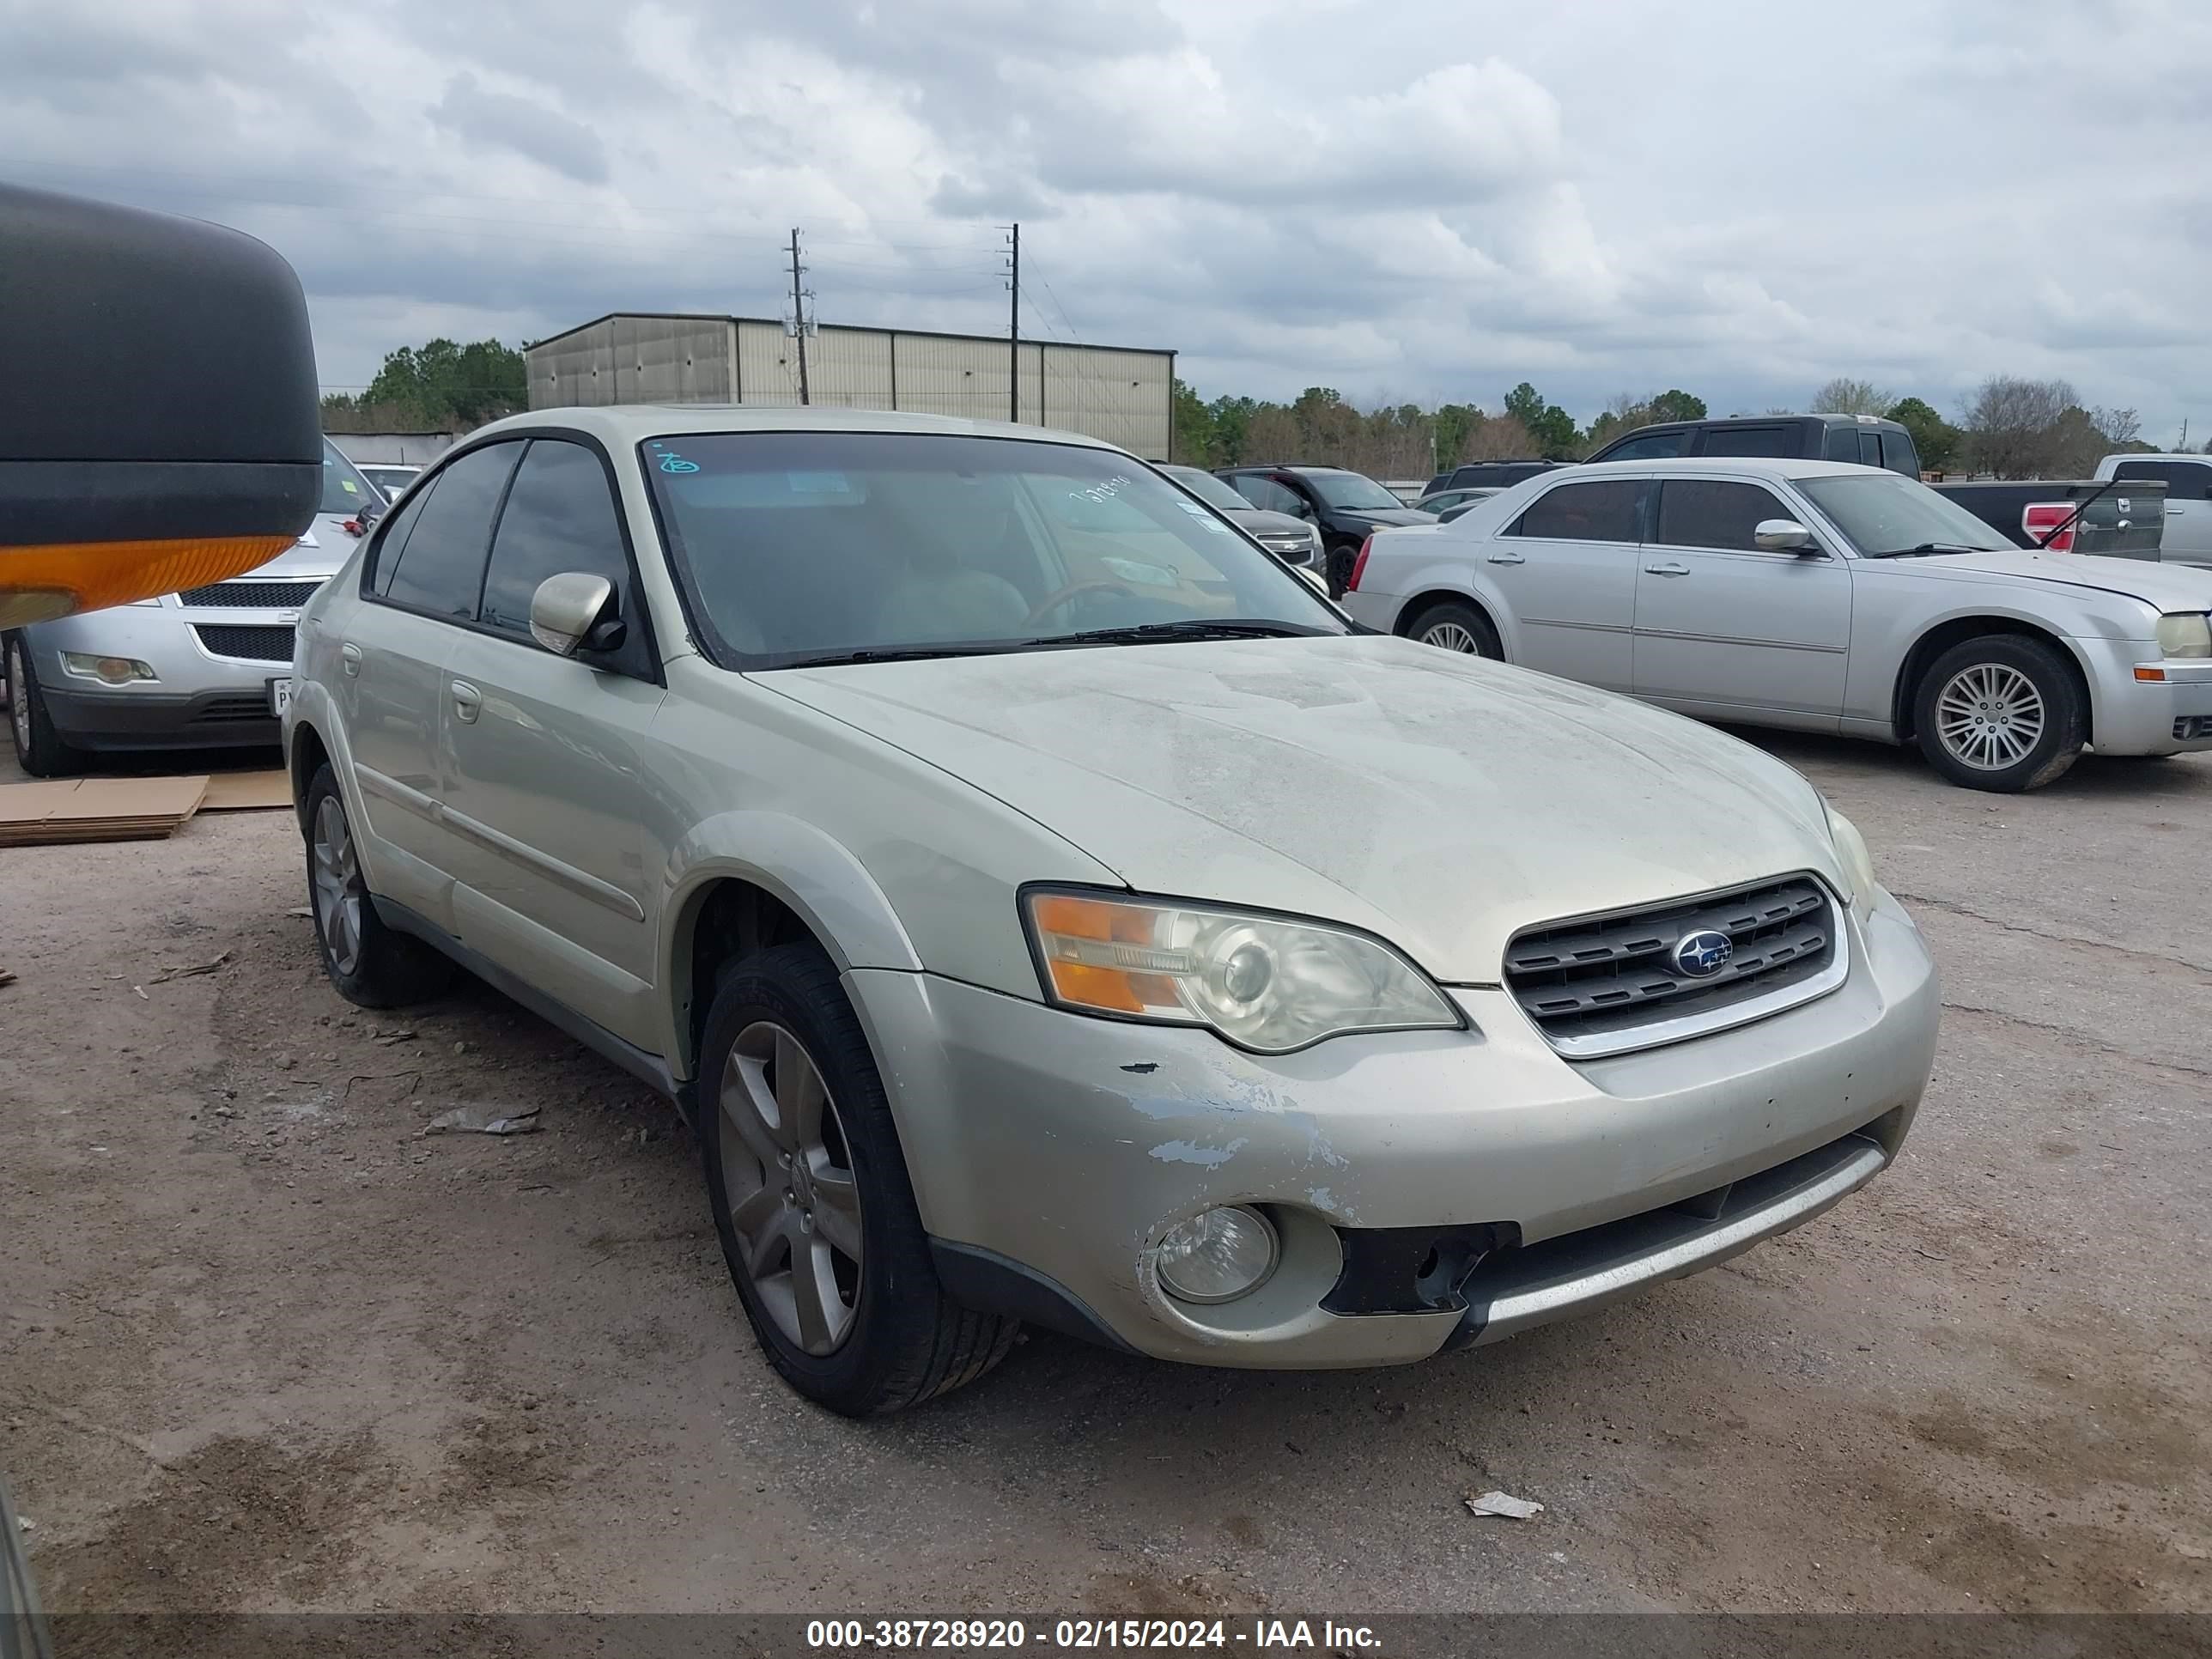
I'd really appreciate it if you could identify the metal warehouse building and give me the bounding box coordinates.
[525,313,1176,459]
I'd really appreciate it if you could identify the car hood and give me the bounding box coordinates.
[1228,507,1314,538]
[1341,507,1434,527]
[764,635,1840,982]
[225,514,360,582]
[1895,549,2212,610]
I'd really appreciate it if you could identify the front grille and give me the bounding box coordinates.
[191,694,275,726]
[193,624,296,663]
[1505,874,1840,1054]
[1255,535,1315,565]
[179,580,321,608]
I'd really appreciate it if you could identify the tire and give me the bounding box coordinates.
[1324,541,1360,599]
[1912,635,2086,793]
[301,762,455,1007]
[1406,599,1503,660]
[5,634,87,778]
[698,942,1017,1416]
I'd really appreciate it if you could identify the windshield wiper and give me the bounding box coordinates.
[772,643,1025,669]
[1878,543,1993,558]
[1027,619,1326,647]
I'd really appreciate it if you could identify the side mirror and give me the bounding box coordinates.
[530,572,621,657]
[2,185,321,626]
[1753,519,1818,554]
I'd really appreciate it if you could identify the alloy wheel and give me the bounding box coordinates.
[1934,663,2046,771]
[1421,620,1480,653]
[311,794,365,976]
[719,1020,865,1355]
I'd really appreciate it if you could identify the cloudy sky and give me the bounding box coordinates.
[5,0,2208,436]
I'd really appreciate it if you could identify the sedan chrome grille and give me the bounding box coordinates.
[1504,875,1844,1058]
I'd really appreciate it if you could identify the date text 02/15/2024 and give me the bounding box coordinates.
[804,1619,1383,1651]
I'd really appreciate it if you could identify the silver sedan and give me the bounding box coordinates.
[1342,457,2212,791]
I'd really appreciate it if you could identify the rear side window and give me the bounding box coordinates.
[1653,480,1794,552]
[366,477,437,598]
[1698,425,1793,459]
[2114,460,2206,501]
[377,442,523,618]
[479,441,631,637]
[1602,430,1689,461]
[1824,427,1861,463]
[1232,475,1304,514]
[1508,479,1647,543]
[1879,429,1919,476]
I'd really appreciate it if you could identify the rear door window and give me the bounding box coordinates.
[1824,427,1861,463]
[1233,475,1305,514]
[1507,479,1648,542]
[1696,424,1794,459]
[1653,480,1796,552]
[2114,460,2207,501]
[1601,430,1689,461]
[1880,429,1920,477]
[376,441,523,619]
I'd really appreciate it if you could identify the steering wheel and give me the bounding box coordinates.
[1024,580,1137,629]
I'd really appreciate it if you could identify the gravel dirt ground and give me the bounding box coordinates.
[3,733,2209,1620]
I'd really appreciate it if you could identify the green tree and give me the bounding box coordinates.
[1205,394,1258,465]
[1171,379,1216,464]
[1431,402,1483,471]
[1502,382,1578,459]
[1649,388,1706,423]
[1885,397,1963,473]
[362,337,528,430]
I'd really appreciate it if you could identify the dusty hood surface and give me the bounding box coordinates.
[1899,549,2212,611]
[764,635,1840,981]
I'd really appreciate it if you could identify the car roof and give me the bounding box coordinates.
[1561,457,1895,481]
[470,403,1130,455]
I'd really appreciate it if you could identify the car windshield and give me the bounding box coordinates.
[646,431,1346,668]
[319,440,381,513]
[1163,465,1254,514]
[1797,473,2015,556]
[1305,470,1405,511]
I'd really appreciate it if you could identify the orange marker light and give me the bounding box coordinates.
[2136,665,2167,683]
[0,535,298,629]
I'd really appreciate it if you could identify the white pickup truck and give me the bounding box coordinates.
[2098,453,2212,566]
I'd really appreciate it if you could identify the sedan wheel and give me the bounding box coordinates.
[1911,635,2085,793]
[1933,663,2045,772]
[311,793,366,977]
[1421,620,1482,653]
[1407,599,1502,660]
[717,1019,865,1356]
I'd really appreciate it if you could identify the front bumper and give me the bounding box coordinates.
[848,887,1939,1369]
[2079,643,2212,754]
[22,609,291,752]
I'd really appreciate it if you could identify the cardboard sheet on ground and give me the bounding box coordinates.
[0,776,209,847]
[201,769,291,811]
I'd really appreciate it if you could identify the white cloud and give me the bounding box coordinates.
[2,0,2207,440]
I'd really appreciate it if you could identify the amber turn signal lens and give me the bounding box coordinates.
[0,534,298,629]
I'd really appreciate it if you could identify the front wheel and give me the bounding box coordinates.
[5,634,86,778]
[1407,600,1503,660]
[1912,635,2085,792]
[301,763,455,1006]
[698,943,1016,1415]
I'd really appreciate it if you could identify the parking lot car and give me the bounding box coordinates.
[1159,464,1321,568]
[285,408,1937,1415]
[356,462,422,500]
[1414,486,1499,520]
[2098,453,2212,565]
[1343,458,2212,792]
[7,438,378,775]
[1213,464,1433,596]
[1585,413,1921,477]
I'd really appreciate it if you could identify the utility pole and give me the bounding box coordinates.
[787,228,811,406]
[1006,223,1020,423]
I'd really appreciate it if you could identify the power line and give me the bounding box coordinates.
[787,228,812,406]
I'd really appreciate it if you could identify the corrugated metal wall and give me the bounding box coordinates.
[527,313,1172,457]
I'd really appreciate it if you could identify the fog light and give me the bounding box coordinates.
[63,653,157,685]
[1156,1206,1279,1304]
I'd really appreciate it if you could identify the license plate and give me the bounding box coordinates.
[268,677,293,717]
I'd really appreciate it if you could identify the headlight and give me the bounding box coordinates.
[1023,889,1461,1053]
[62,653,158,685]
[1306,524,1322,548]
[1825,805,1878,910]
[2155,612,2212,659]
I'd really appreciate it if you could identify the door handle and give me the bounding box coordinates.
[1644,561,1692,576]
[339,643,362,678]
[451,680,483,724]
[1486,550,1526,565]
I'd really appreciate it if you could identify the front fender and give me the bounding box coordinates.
[655,810,924,1079]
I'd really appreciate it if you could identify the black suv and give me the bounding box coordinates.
[1422,459,1571,495]
[1584,413,1921,477]
[1215,465,1432,595]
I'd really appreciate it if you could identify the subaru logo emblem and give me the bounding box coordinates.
[1672,929,1734,978]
